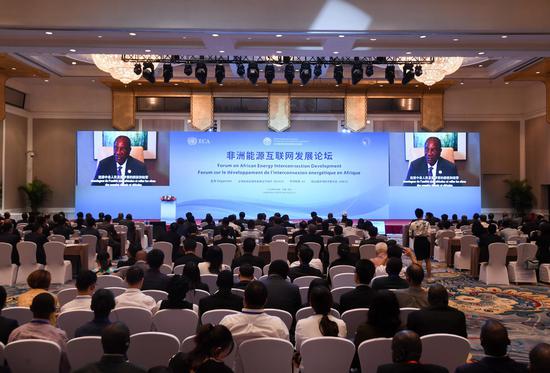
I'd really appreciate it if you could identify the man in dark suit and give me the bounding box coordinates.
[359,226,385,246]
[24,223,48,265]
[0,286,18,344]
[263,217,288,243]
[231,237,265,270]
[455,319,527,373]
[141,249,170,291]
[74,322,146,373]
[404,136,459,187]
[407,284,467,338]
[98,214,121,258]
[261,260,301,316]
[0,222,20,265]
[233,263,254,289]
[327,225,349,246]
[75,289,115,338]
[339,259,377,313]
[157,222,182,262]
[51,213,74,239]
[174,238,204,268]
[298,224,325,251]
[478,223,504,262]
[529,343,550,373]
[289,245,322,281]
[92,135,149,186]
[377,330,448,373]
[198,270,243,317]
[80,218,101,251]
[292,221,308,243]
[372,258,409,291]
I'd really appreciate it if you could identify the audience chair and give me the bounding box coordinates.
[5,339,61,373]
[327,243,340,264]
[80,235,98,269]
[434,231,455,262]
[142,290,168,302]
[300,337,355,373]
[421,333,471,373]
[341,308,369,338]
[195,242,204,258]
[508,235,527,244]
[299,287,309,304]
[201,309,238,325]
[262,263,271,275]
[128,332,180,370]
[507,243,538,284]
[0,243,17,286]
[357,338,393,373]
[1,307,32,325]
[48,234,65,243]
[293,275,321,288]
[454,235,477,271]
[110,307,152,334]
[233,266,262,279]
[271,234,288,243]
[180,335,196,353]
[15,241,42,284]
[399,307,420,327]
[269,241,289,262]
[331,286,354,304]
[306,242,321,259]
[57,287,78,306]
[369,275,387,287]
[240,337,294,373]
[346,235,361,245]
[66,336,103,371]
[185,289,210,305]
[329,265,355,282]
[218,243,237,266]
[57,310,94,338]
[332,273,356,288]
[152,241,174,266]
[44,241,72,284]
[97,229,108,238]
[231,288,245,297]
[114,266,130,279]
[321,235,332,246]
[173,264,185,275]
[159,264,172,275]
[296,306,340,322]
[96,274,126,288]
[540,263,550,283]
[480,242,510,285]
[359,244,377,260]
[264,308,293,330]
[104,286,126,297]
[200,274,219,294]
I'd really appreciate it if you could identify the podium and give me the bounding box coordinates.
[160,200,176,222]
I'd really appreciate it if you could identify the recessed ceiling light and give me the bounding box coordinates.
[174,83,179,86]
[536,71,541,74]
[45,31,53,35]
[306,37,311,40]
[335,84,339,87]
[333,51,339,54]
[501,35,508,39]
[71,61,77,65]
[370,38,377,41]
[275,34,283,38]
[415,85,419,87]
[182,36,187,39]
[276,50,282,54]
[460,81,464,85]
[44,79,49,82]
[91,79,95,83]
[137,82,142,85]
[478,64,483,67]
[247,37,252,40]
[219,50,225,53]
[405,51,412,55]
[420,35,427,39]
[504,82,510,85]
[338,35,345,38]
[145,49,151,52]
[129,32,137,36]
[379,84,383,87]
[453,38,459,41]
[478,51,485,55]
[69,49,76,52]
[97,35,103,38]
[212,33,219,37]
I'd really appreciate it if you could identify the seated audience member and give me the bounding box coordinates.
[214,227,237,246]
[231,237,265,270]
[9,293,71,373]
[261,260,301,316]
[95,251,113,275]
[233,263,254,289]
[327,225,349,246]
[74,322,146,373]
[80,218,101,251]
[240,219,261,240]
[289,245,323,281]
[0,221,21,265]
[116,244,139,269]
[320,221,334,237]
[174,238,204,268]
[292,221,308,243]
[298,224,325,252]
[308,211,322,225]
[75,289,115,338]
[371,242,389,271]
[220,281,289,371]
[456,319,527,373]
[535,223,550,264]
[407,284,467,338]
[529,343,550,373]
[186,224,208,256]
[339,259,376,313]
[198,245,230,275]
[183,262,210,292]
[360,226,384,245]
[263,217,288,243]
[168,324,234,373]
[51,213,74,239]
[115,266,157,313]
[98,214,122,259]
[329,243,359,267]
[343,219,359,237]
[142,249,170,291]
[61,270,97,312]
[295,286,347,351]
[158,275,195,312]
[18,269,58,309]
[157,222,182,262]
[377,330,448,373]
[394,264,428,308]
[0,286,18,344]
[478,223,504,262]
[324,212,338,225]
[201,214,216,230]
[24,223,47,265]
[198,270,243,317]
[371,257,408,291]
[500,219,520,241]
[457,214,470,228]
[133,250,148,271]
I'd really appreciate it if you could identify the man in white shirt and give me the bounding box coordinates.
[220,281,289,373]
[60,270,97,312]
[114,266,157,313]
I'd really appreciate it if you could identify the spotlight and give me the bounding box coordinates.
[333,64,343,85]
[351,60,363,85]
[365,62,374,77]
[215,64,225,84]
[401,63,414,85]
[385,65,395,84]
[236,63,245,77]
[414,65,423,77]
[284,63,295,84]
[195,62,208,84]
[265,64,275,84]
[133,63,142,75]
[184,63,192,76]
[314,63,322,78]
[142,62,155,83]
[299,62,312,85]
[162,64,173,83]
[247,61,259,84]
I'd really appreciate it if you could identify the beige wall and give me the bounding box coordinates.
[526,115,550,210]
[33,119,113,208]
[3,112,27,209]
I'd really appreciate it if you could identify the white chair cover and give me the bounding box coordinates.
[321,235,332,246]
[341,308,369,338]
[329,265,355,282]
[0,243,17,286]
[296,306,340,322]
[434,231,455,262]
[421,333,471,372]
[57,287,78,306]
[399,307,420,327]
[231,288,245,297]
[179,335,196,353]
[271,234,288,242]
[185,289,210,304]
[96,274,126,288]
[200,274,219,294]
[332,273,356,288]
[44,241,72,284]
[196,242,204,258]
[264,308,293,330]
[218,243,237,266]
[359,244,377,260]
[142,290,168,302]
[479,242,510,285]
[346,235,361,245]
[540,263,550,283]
[240,337,294,373]
[508,235,527,244]
[300,337,355,373]
[153,241,174,266]
[454,235,477,270]
[66,336,103,371]
[5,339,61,373]
[507,243,537,284]
[293,275,321,288]
[159,264,173,274]
[357,337,393,373]
[369,275,388,287]
[15,241,41,284]
[269,241,289,262]
[305,242,321,259]
[110,307,152,334]
[327,243,340,264]
[48,234,65,243]
[1,307,32,325]
[57,310,94,338]
[128,332,180,370]
[331,286,354,304]
[299,286,309,304]
[104,286,127,297]
[201,309,239,325]
[80,235,98,270]
[173,264,185,275]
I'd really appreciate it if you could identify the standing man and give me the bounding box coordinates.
[404,136,459,186]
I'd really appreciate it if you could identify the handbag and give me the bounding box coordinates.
[524,259,540,270]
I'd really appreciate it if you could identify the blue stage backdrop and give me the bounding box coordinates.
[76,131,481,220]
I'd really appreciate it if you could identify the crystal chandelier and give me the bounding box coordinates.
[91,54,159,84]
[398,57,464,86]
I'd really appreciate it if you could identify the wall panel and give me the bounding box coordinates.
[3,113,27,209]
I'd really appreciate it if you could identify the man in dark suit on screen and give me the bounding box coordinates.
[92,135,149,186]
[404,136,459,186]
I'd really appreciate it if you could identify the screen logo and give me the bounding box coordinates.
[263,137,273,146]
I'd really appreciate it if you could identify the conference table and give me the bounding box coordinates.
[64,242,90,271]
